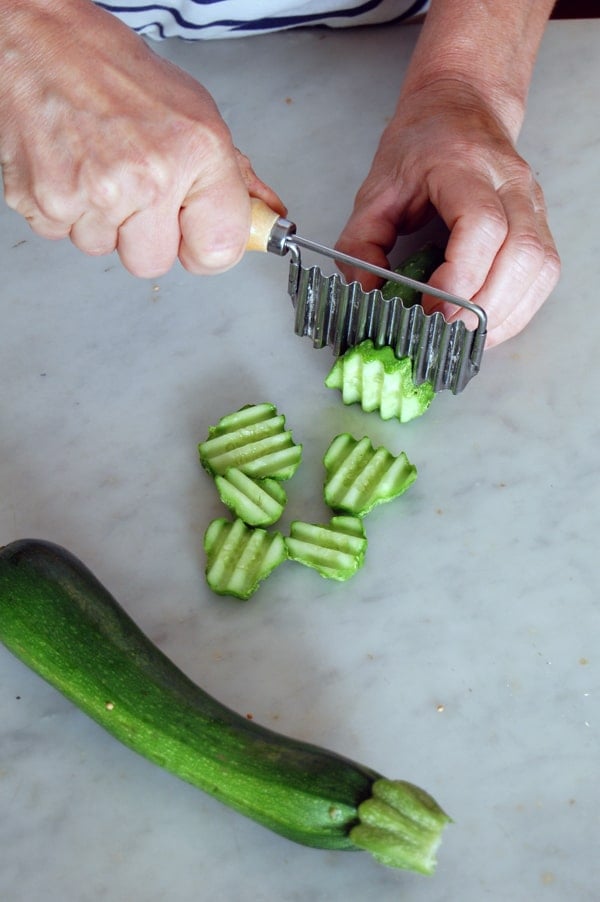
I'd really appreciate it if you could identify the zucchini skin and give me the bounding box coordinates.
[0,539,380,850]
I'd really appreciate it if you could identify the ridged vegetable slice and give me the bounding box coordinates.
[323,434,417,516]
[215,468,287,527]
[199,403,302,479]
[285,515,367,581]
[325,340,435,423]
[204,518,287,599]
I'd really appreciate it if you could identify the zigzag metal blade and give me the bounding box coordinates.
[287,258,483,394]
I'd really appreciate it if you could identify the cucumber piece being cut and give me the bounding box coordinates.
[204,517,287,599]
[325,340,435,423]
[284,515,367,581]
[215,468,287,527]
[380,243,445,304]
[323,434,417,517]
[199,403,302,480]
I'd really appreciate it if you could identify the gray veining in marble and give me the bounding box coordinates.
[1,19,599,902]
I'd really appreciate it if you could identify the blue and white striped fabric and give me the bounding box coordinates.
[95,1,430,40]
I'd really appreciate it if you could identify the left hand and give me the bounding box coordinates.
[335,79,560,348]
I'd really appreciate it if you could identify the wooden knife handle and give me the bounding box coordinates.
[246,198,284,252]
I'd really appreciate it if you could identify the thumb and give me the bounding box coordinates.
[178,166,251,275]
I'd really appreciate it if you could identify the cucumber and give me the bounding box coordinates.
[0,539,450,873]
[323,434,417,517]
[325,340,435,423]
[284,515,367,581]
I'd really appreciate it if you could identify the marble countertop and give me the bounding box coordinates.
[1,19,598,902]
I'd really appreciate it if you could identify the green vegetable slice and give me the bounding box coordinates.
[199,403,302,479]
[285,515,367,581]
[215,468,287,527]
[204,517,287,599]
[323,434,417,516]
[325,340,435,423]
[380,243,445,304]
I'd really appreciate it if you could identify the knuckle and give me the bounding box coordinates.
[32,187,75,224]
[86,174,122,211]
[187,122,236,174]
[506,156,535,186]
[477,203,509,244]
[540,246,562,289]
[510,232,548,276]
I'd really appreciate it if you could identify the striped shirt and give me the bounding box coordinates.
[95,1,430,40]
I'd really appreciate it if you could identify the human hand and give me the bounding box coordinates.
[335,79,560,347]
[0,0,284,278]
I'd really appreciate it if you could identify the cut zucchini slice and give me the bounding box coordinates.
[323,434,417,517]
[204,517,287,600]
[325,340,435,424]
[199,403,302,480]
[215,468,287,527]
[285,516,367,581]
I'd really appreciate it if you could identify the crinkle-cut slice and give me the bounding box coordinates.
[325,340,435,423]
[285,515,367,581]
[215,468,287,527]
[323,434,417,517]
[199,403,302,480]
[204,517,287,600]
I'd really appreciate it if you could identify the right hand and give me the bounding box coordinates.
[0,0,285,278]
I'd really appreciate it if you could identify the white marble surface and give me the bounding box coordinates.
[1,19,599,902]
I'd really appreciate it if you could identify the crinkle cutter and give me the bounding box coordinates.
[248,199,487,394]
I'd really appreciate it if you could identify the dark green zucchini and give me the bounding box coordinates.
[0,538,449,873]
[381,243,445,304]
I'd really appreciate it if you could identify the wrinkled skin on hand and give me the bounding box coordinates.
[0,0,284,278]
[1,0,558,349]
[336,79,561,347]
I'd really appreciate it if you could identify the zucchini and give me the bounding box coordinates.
[325,340,435,423]
[0,538,450,873]
[325,244,443,424]
[323,434,417,516]
[284,515,367,581]
[214,468,287,527]
[381,243,445,304]
[199,403,302,480]
[204,517,287,599]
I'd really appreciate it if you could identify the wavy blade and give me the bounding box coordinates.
[287,259,484,394]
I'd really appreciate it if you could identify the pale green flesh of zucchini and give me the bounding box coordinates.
[285,516,367,581]
[204,518,287,599]
[199,404,302,480]
[325,341,435,424]
[323,435,417,516]
[215,469,286,526]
